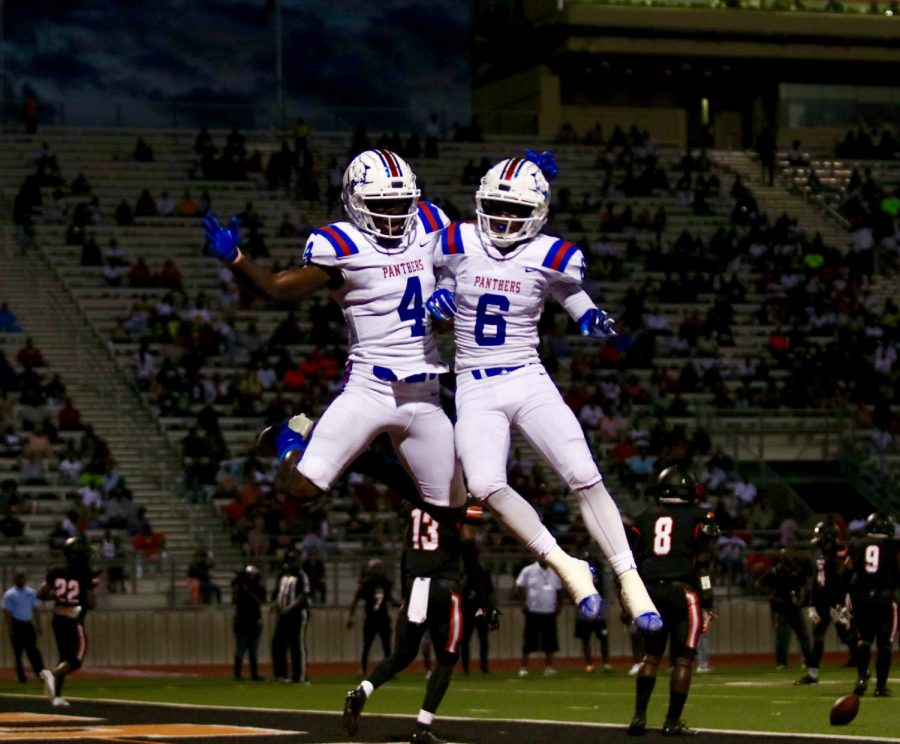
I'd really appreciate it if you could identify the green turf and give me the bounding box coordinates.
[2,665,898,739]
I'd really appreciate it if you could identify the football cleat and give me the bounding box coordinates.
[628,663,641,676]
[342,687,366,735]
[51,697,70,707]
[619,570,663,631]
[517,668,529,678]
[578,593,604,622]
[662,719,698,736]
[410,726,446,744]
[853,678,868,696]
[873,687,892,698]
[635,612,664,633]
[40,670,56,701]
[256,414,314,461]
[626,715,647,736]
[794,674,818,685]
[543,667,558,677]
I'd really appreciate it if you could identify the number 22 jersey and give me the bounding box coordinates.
[46,566,93,620]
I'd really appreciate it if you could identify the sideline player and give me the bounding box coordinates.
[626,466,718,736]
[425,149,660,629]
[795,520,856,685]
[347,558,397,677]
[37,536,97,706]
[203,149,464,511]
[848,512,898,697]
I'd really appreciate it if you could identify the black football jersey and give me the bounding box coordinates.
[847,536,899,597]
[401,507,465,582]
[354,576,393,618]
[811,548,844,608]
[631,504,716,590]
[45,566,92,614]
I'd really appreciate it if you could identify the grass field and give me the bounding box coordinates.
[2,663,898,740]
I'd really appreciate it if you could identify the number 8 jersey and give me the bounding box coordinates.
[433,222,595,372]
[630,504,718,590]
[302,201,450,378]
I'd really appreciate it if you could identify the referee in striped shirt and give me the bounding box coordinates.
[271,551,310,683]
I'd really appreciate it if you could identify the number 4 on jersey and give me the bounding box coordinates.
[398,276,426,337]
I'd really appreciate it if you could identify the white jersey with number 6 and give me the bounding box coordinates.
[433,222,595,372]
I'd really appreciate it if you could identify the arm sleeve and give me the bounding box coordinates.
[548,248,596,321]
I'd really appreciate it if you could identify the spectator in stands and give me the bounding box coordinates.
[133,137,154,162]
[57,397,82,432]
[786,140,807,167]
[58,442,83,485]
[22,89,38,134]
[102,258,127,287]
[0,508,25,542]
[20,426,52,485]
[755,127,776,186]
[134,189,158,218]
[132,522,166,576]
[60,509,80,538]
[0,303,22,333]
[80,233,102,267]
[158,259,183,292]
[187,549,221,605]
[778,511,799,546]
[16,338,43,369]
[131,341,156,392]
[0,428,23,459]
[156,190,175,217]
[177,190,198,217]
[128,257,153,288]
[114,198,134,226]
[99,529,127,593]
[70,172,91,197]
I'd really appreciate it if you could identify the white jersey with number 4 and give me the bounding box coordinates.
[433,222,595,372]
[303,201,449,377]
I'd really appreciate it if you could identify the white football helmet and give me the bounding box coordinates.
[476,157,550,248]
[342,149,421,245]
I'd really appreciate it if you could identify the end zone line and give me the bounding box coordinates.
[0,693,895,743]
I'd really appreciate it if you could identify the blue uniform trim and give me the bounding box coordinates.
[417,201,443,234]
[541,239,578,272]
[314,224,359,257]
[440,223,464,255]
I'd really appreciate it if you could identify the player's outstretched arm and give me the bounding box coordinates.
[203,212,332,303]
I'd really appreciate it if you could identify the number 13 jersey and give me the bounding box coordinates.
[433,223,594,373]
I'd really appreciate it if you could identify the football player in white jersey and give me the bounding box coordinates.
[203,149,464,510]
[426,150,661,630]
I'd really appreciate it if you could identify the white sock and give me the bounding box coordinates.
[360,680,374,697]
[545,545,596,603]
[486,487,558,557]
[417,709,435,726]
[808,668,818,680]
[619,568,659,618]
[576,482,634,566]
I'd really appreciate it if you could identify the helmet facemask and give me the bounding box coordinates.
[342,150,421,249]
[476,159,550,249]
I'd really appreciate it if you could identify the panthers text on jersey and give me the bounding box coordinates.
[433,223,596,372]
[303,201,449,378]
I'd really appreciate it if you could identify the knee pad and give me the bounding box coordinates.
[466,475,507,503]
[296,454,331,491]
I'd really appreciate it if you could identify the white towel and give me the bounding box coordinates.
[406,577,431,624]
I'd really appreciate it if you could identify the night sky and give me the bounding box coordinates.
[3,1,471,128]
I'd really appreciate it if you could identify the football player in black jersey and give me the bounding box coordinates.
[36,536,97,706]
[847,512,898,697]
[626,466,719,737]
[795,519,856,685]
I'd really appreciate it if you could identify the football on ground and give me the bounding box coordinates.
[829,694,860,726]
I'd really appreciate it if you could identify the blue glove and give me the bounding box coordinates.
[203,212,241,263]
[524,148,559,182]
[578,308,618,338]
[425,289,458,321]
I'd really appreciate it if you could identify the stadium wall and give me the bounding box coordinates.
[0,601,845,669]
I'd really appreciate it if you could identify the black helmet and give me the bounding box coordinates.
[655,465,698,504]
[865,512,896,537]
[63,536,92,566]
[811,521,840,547]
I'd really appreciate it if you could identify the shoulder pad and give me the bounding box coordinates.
[417,201,447,234]
[440,223,465,255]
[541,238,581,273]
[312,224,360,258]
